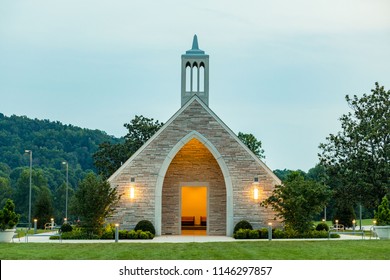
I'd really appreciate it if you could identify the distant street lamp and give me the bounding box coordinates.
[25,150,32,229]
[62,161,69,221]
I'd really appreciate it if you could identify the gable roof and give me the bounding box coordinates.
[108,95,281,184]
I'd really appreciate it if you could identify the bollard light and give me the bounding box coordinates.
[115,224,119,243]
[33,219,37,234]
[268,222,272,241]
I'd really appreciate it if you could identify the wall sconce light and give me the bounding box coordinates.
[130,186,135,199]
[130,177,135,199]
[254,188,259,200]
[253,176,260,200]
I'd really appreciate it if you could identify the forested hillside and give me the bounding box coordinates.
[0,113,122,223]
[0,113,121,170]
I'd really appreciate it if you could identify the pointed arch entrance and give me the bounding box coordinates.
[154,131,233,236]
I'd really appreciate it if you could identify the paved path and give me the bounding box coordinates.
[12,231,376,243]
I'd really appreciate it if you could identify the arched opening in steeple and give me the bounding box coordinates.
[192,62,198,92]
[185,63,191,92]
[199,62,205,92]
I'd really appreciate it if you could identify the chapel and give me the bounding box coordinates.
[107,35,281,236]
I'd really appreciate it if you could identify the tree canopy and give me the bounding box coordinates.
[238,132,265,160]
[261,172,332,233]
[70,173,120,235]
[319,83,390,210]
[93,115,163,179]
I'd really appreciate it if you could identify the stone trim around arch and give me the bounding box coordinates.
[154,130,233,236]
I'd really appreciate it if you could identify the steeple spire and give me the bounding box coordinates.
[181,35,209,106]
[192,34,199,50]
[186,34,205,55]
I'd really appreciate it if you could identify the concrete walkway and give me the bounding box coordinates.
[12,231,376,243]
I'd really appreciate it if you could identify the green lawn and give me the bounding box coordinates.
[0,240,389,260]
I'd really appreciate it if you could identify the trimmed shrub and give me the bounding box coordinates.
[127,230,138,239]
[138,231,150,239]
[51,228,99,240]
[234,228,249,239]
[248,229,260,239]
[60,223,73,233]
[100,224,115,239]
[258,228,269,239]
[316,222,329,231]
[233,220,253,233]
[146,231,154,239]
[119,230,128,239]
[272,229,286,239]
[134,220,156,235]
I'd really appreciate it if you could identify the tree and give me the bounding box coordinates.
[319,83,390,211]
[238,132,265,160]
[53,182,74,222]
[33,187,54,229]
[0,177,13,208]
[0,199,20,230]
[12,168,47,222]
[374,196,390,226]
[93,115,163,179]
[261,172,332,233]
[70,172,120,235]
[273,168,306,182]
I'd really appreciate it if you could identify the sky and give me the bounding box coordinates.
[0,0,389,172]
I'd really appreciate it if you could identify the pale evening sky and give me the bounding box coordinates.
[1,0,389,171]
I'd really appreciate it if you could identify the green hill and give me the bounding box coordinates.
[0,112,122,222]
[0,113,121,171]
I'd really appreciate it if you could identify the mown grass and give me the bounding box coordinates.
[0,240,389,260]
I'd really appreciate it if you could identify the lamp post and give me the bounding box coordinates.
[62,161,69,221]
[25,150,32,229]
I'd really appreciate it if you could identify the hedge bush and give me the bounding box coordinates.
[234,229,249,239]
[134,220,156,235]
[316,222,329,231]
[60,223,73,233]
[50,226,155,240]
[100,224,115,239]
[232,227,339,240]
[233,220,253,233]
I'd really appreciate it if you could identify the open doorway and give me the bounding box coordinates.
[181,186,207,235]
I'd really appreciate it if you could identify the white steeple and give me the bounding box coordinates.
[181,35,209,106]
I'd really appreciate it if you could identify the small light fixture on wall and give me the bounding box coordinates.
[254,188,259,200]
[253,176,260,200]
[130,177,135,199]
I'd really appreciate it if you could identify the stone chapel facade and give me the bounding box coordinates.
[107,35,281,236]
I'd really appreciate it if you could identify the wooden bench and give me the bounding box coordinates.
[181,216,195,226]
[200,216,207,226]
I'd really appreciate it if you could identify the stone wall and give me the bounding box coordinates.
[107,98,280,234]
